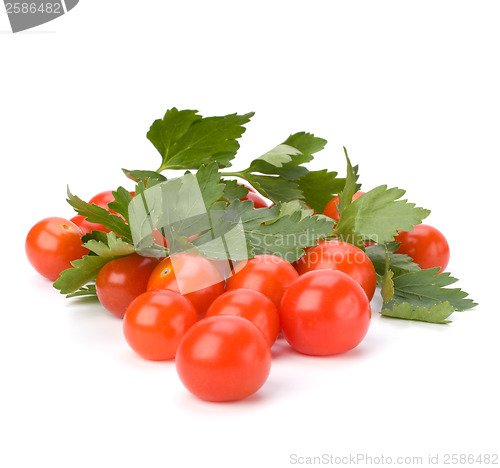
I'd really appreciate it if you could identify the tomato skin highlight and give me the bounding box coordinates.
[394,224,450,273]
[147,253,225,319]
[25,217,88,281]
[206,289,280,346]
[225,254,299,309]
[294,240,377,300]
[279,270,371,356]
[176,316,272,402]
[323,191,365,221]
[96,254,159,319]
[123,290,198,361]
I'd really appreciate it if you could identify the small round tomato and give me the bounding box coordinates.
[225,254,299,309]
[123,290,198,361]
[280,270,371,356]
[147,253,225,319]
[176,315,272,402]
[96,254,159,319]
[88,190,118,214]
[394,224,450,273]
[323,191,365,221]
[206,289,280,346]
[70,214,110,235]
[26,217,88,281]
[241,185,269,208]
[294,240,377,300]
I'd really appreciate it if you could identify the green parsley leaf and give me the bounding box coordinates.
[386,268,477,312]
[336,147,361,219]
[297,170,345,213]
[148,108,254,171]
[366,242,420,279]
[195,162,225,210]
[381,301,455,324]
[221,179,249,202]
[334,185,430,244]
[85,232,135,257]
[247,143,311,179]
[53,255,114,294]
[246,174,303,204]
[122,169,167,184]
[107,187,134,224]
[53,232,136,294]
[67,187,132,240]
[192,200,334,262]
[65,284,98,299]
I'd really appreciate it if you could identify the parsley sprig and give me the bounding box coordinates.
[54,107,476,324]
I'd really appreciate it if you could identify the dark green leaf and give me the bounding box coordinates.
[54,232,137,294]
[366,242,420,279]
[387,268,477,312]
[149,108,254,171]
[336,147,361,218]
[221,179,249,202]
[246,175,303,204]
[122,169,167,184]
[282,132,327,155]
[297,169,345,213]
[54,255,116,294]
[108,187,134,224]
[67,187,132,240]
[195,162,225,210]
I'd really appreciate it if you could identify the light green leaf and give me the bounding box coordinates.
[334,185,430,244]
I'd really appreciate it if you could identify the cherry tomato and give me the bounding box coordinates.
[147,253,225,319]
[88,190,119,214]
[70,215,110,235]
[96,254,159,319]
[241,185,269,208]
[225,254,299,309]
[176,315,272,402]
[206,289,280,346]
[294,240,377,300]
[123,290,198,361]
[26,217,88,281]
[394,224,450,273]
[323,191,365,221]
[280,270,371,356]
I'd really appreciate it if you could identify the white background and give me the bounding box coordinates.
[1,1,499,467]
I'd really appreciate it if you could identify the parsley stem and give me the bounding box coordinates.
[220,171,246,179]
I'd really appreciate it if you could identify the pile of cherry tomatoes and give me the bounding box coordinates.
[25,189,450,402]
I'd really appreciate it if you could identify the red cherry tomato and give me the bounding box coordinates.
[25,217,88,281]
[176,316,272,402]
[95,254,159,319]
[147,253,225,319]
[225,254,299,309]
[241,185,269,208]
[323,191,365,221]
[123,290,198,361]
[70,215,110,235]
[394,224,450,273]
[88,190,119,215]
[280,270,371,356]
[206,289,280,346]
[294,240,377,300]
